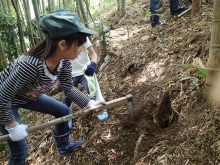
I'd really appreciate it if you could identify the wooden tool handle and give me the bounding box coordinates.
[0,94,133,142]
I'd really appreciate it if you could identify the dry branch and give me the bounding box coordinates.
[134,134,145,160]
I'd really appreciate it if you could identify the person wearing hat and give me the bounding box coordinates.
[0,11,103,164]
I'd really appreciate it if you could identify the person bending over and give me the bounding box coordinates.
[0,11,102,165]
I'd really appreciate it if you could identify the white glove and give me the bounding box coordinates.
[86,100,106,108]
[5,122,28,141]
[97,111,109,121]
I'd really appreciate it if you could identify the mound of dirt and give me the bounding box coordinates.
[1,0,219,165]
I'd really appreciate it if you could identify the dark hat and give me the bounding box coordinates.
[39,11,96,38]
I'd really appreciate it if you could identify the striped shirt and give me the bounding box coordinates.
[0,55,90,124]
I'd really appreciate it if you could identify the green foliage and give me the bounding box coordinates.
[144,8,151,16]
[179,64,194,68]
[202,4,208,8]
[195,67,208,78]
[20,109,31,122]
[0,12,19,63]
[96,20,111,45]
[0,141,7,151]
[180,58,208,96]
[179,65,208,78]
[89,0,116,16]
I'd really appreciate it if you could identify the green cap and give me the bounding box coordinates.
[39,12,96,38]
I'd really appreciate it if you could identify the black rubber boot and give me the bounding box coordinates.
[150,15,167,28]
[170,5,188,15]
[53,131,84,155]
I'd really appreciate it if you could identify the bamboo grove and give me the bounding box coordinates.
[0,0,127,71]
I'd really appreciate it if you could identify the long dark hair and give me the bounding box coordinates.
[27,33,87,59]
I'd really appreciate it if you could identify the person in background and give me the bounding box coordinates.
[63,37,106,108]
[52,9,107,123]
[150,0,189,27]
[0,11,103,164]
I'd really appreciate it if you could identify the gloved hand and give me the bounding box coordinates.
[86,100,106,108]
[5,122,28,141]
[85,62,97,76]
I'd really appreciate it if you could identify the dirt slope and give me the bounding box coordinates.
[1,0,219,165]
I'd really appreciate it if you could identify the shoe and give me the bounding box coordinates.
[152,22,168,28]
[171,5,188,15]
[150,15,168,27]
[97,111,108,121]
[53,131,84,155]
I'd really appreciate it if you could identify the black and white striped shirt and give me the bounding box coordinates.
[0,55,90,124]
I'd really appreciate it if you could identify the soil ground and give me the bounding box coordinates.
[1,0,220,165]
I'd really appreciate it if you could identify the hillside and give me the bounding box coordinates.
[1,0,219,164]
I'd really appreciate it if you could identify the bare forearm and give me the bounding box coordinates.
[5,121,17,128]
[88,46,98,62]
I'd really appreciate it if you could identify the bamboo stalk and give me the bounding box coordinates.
[0,94,133,142]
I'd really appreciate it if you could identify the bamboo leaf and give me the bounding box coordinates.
[180,64,195,68]
[198,67,208,76]
[195,71,206,78]
[180,77,193,81]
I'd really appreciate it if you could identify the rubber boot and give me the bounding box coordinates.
[170,0,188,16]
[150,15,167,28]
[53,131,84,155]
[170,5,188,15]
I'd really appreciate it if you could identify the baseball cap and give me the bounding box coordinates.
[39,11,96,38]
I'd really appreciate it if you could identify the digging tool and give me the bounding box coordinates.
[178,5,191,17]
[0,94,134,142]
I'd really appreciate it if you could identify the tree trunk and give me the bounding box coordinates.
[42,0,46,14]
[18,0,26,24]
[32,0,44,40]
[206,0,220,85]
[121,0,126,15]
[47,0,52,13]
[58,0,61,8]
[23,0,35,47]
[75,0,80,16]
[84,0,95,25]
[11,0,27,53]
[6,0,11,11]
[1,0,6,12]
[117,0,121,11]
[11,30,19,58]
[191,0,201,17]
[78,0,88,27]
[63,0,66,9]
[51,0,55,12]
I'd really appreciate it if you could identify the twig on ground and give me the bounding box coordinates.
[134,134,145,160]
[116,12,128,27]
